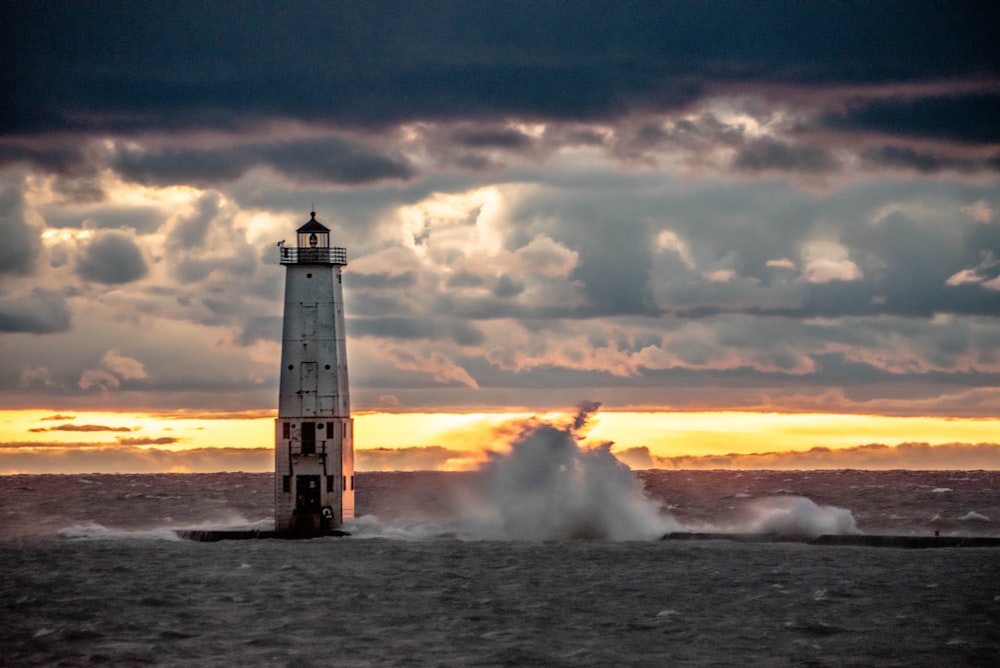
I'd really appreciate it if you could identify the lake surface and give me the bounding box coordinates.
[2,470,999,666]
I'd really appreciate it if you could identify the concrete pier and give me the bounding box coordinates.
[175,528,350,542]
[660,531,1000,548]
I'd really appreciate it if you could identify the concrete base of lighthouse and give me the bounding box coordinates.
[274,416,355,533]
[175,528,350,542]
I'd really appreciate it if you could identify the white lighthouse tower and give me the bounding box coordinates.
[274,212,354,534]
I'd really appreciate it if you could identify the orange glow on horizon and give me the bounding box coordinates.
[3,408,1000,465]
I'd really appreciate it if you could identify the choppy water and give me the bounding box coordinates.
[3,470,1000,666]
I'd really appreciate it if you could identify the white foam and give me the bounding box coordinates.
[957,511,991,522]
[343,515,474,541]
[59,513,271,541]
[346,405,681,542]
[743,496,861,538]
[931,487,953,493]
[473,412,680,541]
[59,522,184,542]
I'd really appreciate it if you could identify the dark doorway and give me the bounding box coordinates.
[296,475,321,513]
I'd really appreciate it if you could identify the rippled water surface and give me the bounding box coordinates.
[2,471,999,666]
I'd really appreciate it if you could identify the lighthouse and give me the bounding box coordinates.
[274,212,354,534]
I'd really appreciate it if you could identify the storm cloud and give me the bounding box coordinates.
[5,2,999,134]
[113,138,414,187]
[0,289,71,334]
[75,230,148,284]
[0,1,998,433]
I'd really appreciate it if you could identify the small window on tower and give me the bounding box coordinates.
[282,476,291,493]
[338,274,342,283]
[351,475,355,490]
[327,422,334,438]
[342,476,346,491]
[327,476,334,492]
[282,423,290,439]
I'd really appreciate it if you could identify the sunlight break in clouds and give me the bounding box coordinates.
[4,408,1000,474]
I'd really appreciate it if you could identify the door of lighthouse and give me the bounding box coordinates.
[296,475,322,513]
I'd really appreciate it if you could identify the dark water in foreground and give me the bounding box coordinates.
[2,471,999,666]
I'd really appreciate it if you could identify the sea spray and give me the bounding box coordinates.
[744,496,861,538]
[347,403,681,540]
[474,404,680,540]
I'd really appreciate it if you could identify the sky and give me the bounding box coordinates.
[2,1,1000,473]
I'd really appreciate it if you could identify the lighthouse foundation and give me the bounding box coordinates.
[274,416,355,533]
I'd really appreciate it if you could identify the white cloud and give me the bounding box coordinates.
[79,349,151,391]
[702,268,736,283]
[961,199,993,224]
[945,268,982,286]
[799,241,862,283]
[945,253,999,288]
[766,258,796,270]
[655,229,695,267]
[79,368,120,391]
[102,349,150,380]
[19,366,58,388]
[509,235,579,277]
[385,348,479,389]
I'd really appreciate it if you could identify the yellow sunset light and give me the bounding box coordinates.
[6,409,1000,462]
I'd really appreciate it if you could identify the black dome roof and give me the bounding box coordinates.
[296,211,329,233]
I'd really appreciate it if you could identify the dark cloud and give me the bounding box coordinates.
[116,436,183,446]
[351,317,485,347]
[445,271,488,289]
[237,315,282,346]
[112,137,414,187]
[570,219,658,315]
[824,93,1000,144]
[0,288,71,334]
[260,139,414,185]
[0,186,39,275]
[0,143,92,176]
[451,127,534,150]
[5,2,997,135]
[348,271,419,290]
[493,275,525,299]
[76,230,148,284]
[43,206,165,233]
[2,1,1000,427]
[732,138,838,174]
[172,253,257,285]
[611,113,746,162]
[28,423,134,433]
[166,192,220,250]
[859,145,1000,174]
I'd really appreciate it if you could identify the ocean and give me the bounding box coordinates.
[2,469,999,666]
